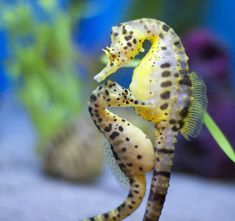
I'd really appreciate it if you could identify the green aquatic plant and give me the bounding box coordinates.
[0,1,83,151]
[0,1,105,182]
[203,112,235,162]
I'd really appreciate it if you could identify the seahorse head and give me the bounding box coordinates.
[94,23,144,82]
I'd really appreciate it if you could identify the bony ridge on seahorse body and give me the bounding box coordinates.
[93,18,207,221]
[83,80,155,221]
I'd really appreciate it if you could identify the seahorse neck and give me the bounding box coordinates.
[130,37,159,101]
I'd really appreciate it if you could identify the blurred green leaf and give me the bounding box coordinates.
[204,112,235,163]
[0,1,84,149]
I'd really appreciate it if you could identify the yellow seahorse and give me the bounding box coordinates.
[84,80,155,220]
[92,18,207,221]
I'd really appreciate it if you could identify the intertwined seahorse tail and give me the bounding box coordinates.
[82,174,146,221]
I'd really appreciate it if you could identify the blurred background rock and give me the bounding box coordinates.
[0,0,235,220]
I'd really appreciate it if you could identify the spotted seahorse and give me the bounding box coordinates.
[84,80,155,221]
[93,18,207,221]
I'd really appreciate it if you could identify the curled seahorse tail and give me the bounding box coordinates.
[82,174,146,221]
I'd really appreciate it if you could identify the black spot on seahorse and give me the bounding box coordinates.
[144,24,148,30]
[155,171,171,178]
[171,125,179,131]
[127,163,133,167]
[127,42,132,47]
[128,205,133,209]
[122,25,127,34]
[139,167,143,171]
[110,131,120,140]
[152,193,166,204]
[159,33,164,39]
[113,32,118,37]
[162,24,170,32]
[103,213,109,219]
[124,35,132,41]
[128,192,134,198]
[105,89,109,96]
[118,126,124,131]
[161,81,172,87]
[90,94,97,102]
[157,149,174,154]
[160,62,171,68]
[174,73,179,78]
[129,178,134,185]
[179,75,192,86]
[104,124,112,132]
[121,147,126,152]
[174,41,182,48]
[160,103,168,110]
[107,81,116,88]
[180,106,189,118]
[178,120,184,129]
[119,163,126,171]
[160,91,171,99]
[169,119,176,124]
[161,71,171,77]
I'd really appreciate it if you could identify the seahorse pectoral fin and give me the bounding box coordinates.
[103,140,130,190]
[181,72,208,140]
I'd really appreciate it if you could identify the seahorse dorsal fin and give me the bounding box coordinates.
[181,72,208,140]
[103,140,130,190]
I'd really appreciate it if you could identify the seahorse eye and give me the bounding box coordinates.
[110,51,117,60]
[111,26,119,36]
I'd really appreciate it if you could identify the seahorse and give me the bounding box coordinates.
[94,18,207,221]
[84,80,155,220]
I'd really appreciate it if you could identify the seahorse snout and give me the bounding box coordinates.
[94,47,128,82]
